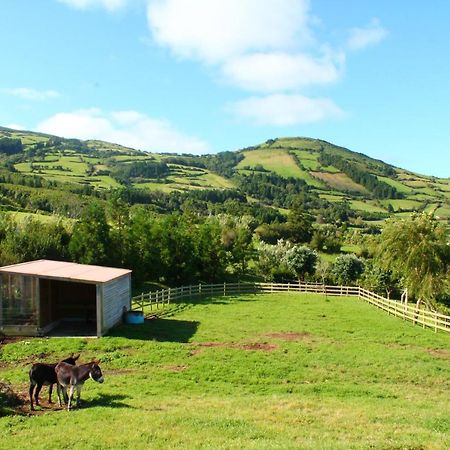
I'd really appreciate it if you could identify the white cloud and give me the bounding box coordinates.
[347,18,388,51]
[147,0,312,63]
[146,0,348,114]
[57,0,128,11]
[3,87,61,101]
[230,94,345,126]
[5,123,25,131]
[222,52,342,93]
[36,108,210,154]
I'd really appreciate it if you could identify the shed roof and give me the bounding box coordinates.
[0,260,131,284]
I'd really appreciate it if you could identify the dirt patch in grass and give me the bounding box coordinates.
[162,364,188,372]
[311,171,368,194]
[239,343,278,351]
[426,348,450,360]
[0,336,27,346]
[190,341,278,356]
[0,382,32,416]
[264,332,312,341]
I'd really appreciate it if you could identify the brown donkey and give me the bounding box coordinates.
[55,360,104,410]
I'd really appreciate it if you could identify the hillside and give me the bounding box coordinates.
[0,126,448,223]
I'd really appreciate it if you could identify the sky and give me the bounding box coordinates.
[1,0,449,177]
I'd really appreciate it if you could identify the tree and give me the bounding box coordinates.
[107,193,136,269]
[361,260,397,298]
[220,215,254,275]
[286,208,314,243]
[285,245,318,281]
[69,203,112,265]
[256,239,293,281]
[332,254,364,285]
[374,213,449,307]
[191,218,228,282]
[0,215,69,265]
[310,224,342,253]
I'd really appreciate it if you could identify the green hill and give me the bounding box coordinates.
[0,126,448,223]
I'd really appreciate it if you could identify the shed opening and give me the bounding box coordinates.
[40,279,97,336]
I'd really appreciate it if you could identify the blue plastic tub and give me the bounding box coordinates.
[125,311,145,324]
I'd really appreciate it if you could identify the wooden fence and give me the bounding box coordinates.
[131,282,450,334]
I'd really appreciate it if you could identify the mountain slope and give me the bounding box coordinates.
[0,127,449,221]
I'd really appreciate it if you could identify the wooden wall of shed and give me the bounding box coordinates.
[101,275,130,334]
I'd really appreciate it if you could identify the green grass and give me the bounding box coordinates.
[237,149,311,180]
[318,193,347,203]
[1,293,449,449]
[4,211,74,225]
[377,176,415,194]
[349,200,387,213]
[435,205,450,218]
[381,199,424,212]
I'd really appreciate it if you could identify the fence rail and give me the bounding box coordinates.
[131,282,450,334]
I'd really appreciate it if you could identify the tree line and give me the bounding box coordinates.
[0,201,446,310]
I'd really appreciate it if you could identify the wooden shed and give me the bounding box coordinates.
[0,260,132,337]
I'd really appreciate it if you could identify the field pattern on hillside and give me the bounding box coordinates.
[0,128,449,223]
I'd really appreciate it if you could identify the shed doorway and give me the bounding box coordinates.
[39,279,97,336]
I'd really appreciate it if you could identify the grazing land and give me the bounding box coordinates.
[1,293,449,449]
[0,127,449,225]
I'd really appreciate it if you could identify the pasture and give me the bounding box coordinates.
[237,149,307,179]
[0,293,449,449]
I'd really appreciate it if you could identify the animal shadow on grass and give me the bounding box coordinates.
[112,318,200,343]
[80,393,134,410]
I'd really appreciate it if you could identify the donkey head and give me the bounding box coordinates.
[89,361,104,384]
[63,353,80,365]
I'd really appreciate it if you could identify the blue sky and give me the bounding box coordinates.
[1,0,449,177]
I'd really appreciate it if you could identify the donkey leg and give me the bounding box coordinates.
[67,385,75,411]
[48,383,53,404]
[57,383,63,407]
[29,383,35,411]
[63,386,69,404]
[35,383,43,406]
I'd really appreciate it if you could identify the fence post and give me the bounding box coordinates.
[189,285,192,298]
[199,283,202,297]
[224,282,226,296]
[168,288,171,305]
[435,312,438,333]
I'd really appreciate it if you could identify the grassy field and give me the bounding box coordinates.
[237,149,307,179]
[349,200,387,213]
[1,293,449,449]
[4,211,75,226]
[377,176,415,194]
[311,172,367,194]
[381,199,425,212]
